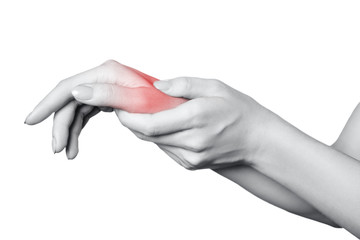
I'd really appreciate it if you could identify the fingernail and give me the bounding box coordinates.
[154,81,171,91]
[72,86,93,100]
[52,137,57,154]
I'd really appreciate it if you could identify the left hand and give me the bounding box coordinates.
[25,60,187,159]
[116,77,273,170]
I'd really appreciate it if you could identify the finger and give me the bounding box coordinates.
[131,129,206,152]
[158,144,208,170]
[66,105,95,160]
[99,107,113,112]
[82,107,100,128]
[25,65,101,125]
[114,98,202,136]
[157,144,194,170]
[71,83,187,113]
[153,77,225,99]
[52,101,80,153]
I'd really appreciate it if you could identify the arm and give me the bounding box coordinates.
[214,166,339,227]
[25,60,340,226]
[26,64,359,237]
[213,104,360,228]
[250,107,360,238]
[332,103,360,158]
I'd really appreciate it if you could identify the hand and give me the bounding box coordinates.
[25,60,186,158]
[116,77,273,170]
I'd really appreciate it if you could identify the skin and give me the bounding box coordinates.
[25,60,360,238]
[25,60,186,123]
[25,60,186,155]
[214,104,360,228]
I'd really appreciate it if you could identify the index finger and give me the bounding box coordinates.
[115,99,202,136]
[25,65,101,125]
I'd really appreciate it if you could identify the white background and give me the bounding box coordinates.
[1,0,359,239]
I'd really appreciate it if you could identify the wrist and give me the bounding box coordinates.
[247,107,298,168]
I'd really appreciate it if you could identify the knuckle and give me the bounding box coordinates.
[179,76,192,92]
[194,141,208,152]
[136,133,149,141]
[210,78,225,90]
[69,100,81,108]
[116,114,129,127]
[210,78,224,87]
[186,153,207,170]
[188,102,204,117]
[183,164,197,171]
[119,119,130,128]
[56,79,67,88]
[188,103,207,127]
[80,105,93,114]
[188,137,208,152]
[99,59,121,74]
[101,59,119,67]
[117,116,132,129]
[181,155,197,171]
[142,124,159,137]
[167,151,193,170]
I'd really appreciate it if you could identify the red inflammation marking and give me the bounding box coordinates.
[112,65,187,113]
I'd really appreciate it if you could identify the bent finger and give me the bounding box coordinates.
[82,107,101,128]
[157,145,193,170]
[66,105,96,160]
[131,129,207,152]
[52,101,80,153]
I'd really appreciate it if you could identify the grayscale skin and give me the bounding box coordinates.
[215,103,360,228]
[25,60,360,238]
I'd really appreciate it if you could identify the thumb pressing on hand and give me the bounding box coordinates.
[72,83,187,113]
[153,77,224,99]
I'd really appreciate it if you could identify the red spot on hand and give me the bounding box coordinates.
[111,64,187,113]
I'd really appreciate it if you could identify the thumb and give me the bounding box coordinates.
[153,77,223,99]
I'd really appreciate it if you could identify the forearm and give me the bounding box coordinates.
[214,104,360,228]
[253,113,360,237]
[213,166,339,227]
[332,103,360,159]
